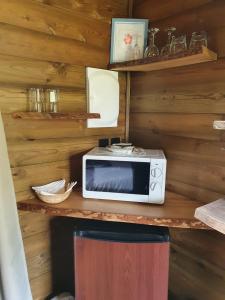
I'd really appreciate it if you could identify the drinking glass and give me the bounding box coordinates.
[144,28,160,58]
[36,88,45,112]
[171,35,187,54]
[161,27,176,56]
[46,89,59,113]
[27,88,37,112]
[189,31,207,51]
[27,88,45,112]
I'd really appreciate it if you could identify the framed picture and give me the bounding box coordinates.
[110,18,149,63]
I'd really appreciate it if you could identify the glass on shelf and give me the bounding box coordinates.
[144,28,160,58]
[189,31,207,51]
[27,88,45,112]
[36,88,45,112]
[46,89,59,113]
[171,35,187,54]
[27,88,36,112]
[161,27,176,56]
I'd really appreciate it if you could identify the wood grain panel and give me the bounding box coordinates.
[130,113,223,141]
[131,90,225,114]
[12,160,70,193]
[8,135,125,167]
[166,179,224,204]
[0,54,85,88]
[152,0,225,37]
[131,59,225,95]
[169,242,225,300]
[0,23,107,67]
[4,116,125,140]
[34,0,129,23]
[8,137,98,168]
[30,271,52,300]
[19,211,52,238]
[133,0,212,20]
[130,131,225,166]
[0,0,109,49]
[170,229,225,269]
[24,231,51,280]
[167,158,225,195]
[0,87,27,112]
[17,190,40,203]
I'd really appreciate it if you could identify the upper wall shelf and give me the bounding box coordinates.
[12,112,100,120]
[109,47,217,72]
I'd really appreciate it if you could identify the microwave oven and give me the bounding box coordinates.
[82,147,167,204]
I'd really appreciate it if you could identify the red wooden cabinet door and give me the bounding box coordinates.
[75,237,169,300]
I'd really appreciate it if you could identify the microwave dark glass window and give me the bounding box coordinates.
[86,160,150,195]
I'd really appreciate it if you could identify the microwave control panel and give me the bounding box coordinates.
[149,159,166,204]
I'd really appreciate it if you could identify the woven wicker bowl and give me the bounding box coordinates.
[32,179,77,204]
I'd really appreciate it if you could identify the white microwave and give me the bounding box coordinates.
[82,147,167,204]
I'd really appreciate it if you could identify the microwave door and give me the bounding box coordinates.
[86,159,150,196]
[93,165,134,193]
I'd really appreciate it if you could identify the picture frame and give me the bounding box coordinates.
[110,18,149,64]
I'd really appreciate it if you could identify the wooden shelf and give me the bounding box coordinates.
[195,199,225,234]
[109,47,217,72]
[12,112,100,120]
[17,189,209,230]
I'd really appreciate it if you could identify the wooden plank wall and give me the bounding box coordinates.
[0,1,129,299]
[131,1,225,299]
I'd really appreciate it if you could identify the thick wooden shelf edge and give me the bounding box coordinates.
[195,199,225,234]
[17,190,209,230]
[109,47,217,72]
[12,112,100,120]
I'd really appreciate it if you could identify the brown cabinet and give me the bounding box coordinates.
[74,222,169,300]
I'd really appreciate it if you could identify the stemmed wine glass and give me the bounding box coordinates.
[161,27,176,56]
[144,28,160,58]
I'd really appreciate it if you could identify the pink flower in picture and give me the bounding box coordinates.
[124,33,133,45]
